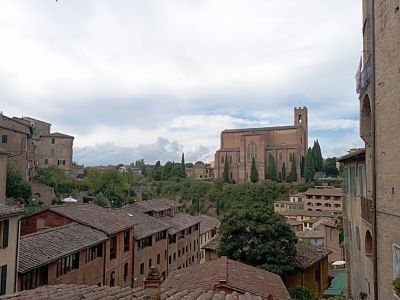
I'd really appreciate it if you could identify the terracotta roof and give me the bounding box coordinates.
[198,214,220,235]
[286,220,303,226]
[295,229,325,239]
[47,203,138,235]
[19,223,107,273]
[302,188,342,197]
[314,217,338,229]
[120,206,171,239]
[290,193,305,198]
[0,285,264,300]
[132,199,183,213]
[223,125,296,133]
[202,235,220,251]
[159,212,201,235]
[41,132,74,138]
[279,209,333,218]
[275,200,304,206]
[295,244,331,270]
[0,204,25,218]
[337,148,365,162]
[0,284,145,300]
[162,257,291,300]
[160,288,263,300]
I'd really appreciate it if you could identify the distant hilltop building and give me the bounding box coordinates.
[0,112,74,180]
[214,107,308,182]
[186,161,214,180]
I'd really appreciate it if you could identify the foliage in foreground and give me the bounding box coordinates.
[218,204,297,275]
[288,286,319,300]
[6,164,31,201]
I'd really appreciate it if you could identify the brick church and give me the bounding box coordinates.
[214,107,308,182]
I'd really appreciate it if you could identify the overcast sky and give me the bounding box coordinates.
[0,0,364,165]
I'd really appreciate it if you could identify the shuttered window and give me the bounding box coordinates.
[350,167,356,195]
[1,220,9,249]
[343,168,349,193]
[359,165,364,197]
[0,265,7,295]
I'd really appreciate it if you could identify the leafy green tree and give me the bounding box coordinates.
[135,159,147,176]
[312,140,323,172]
[267,154,277,180]
[218,204,297,274]
[289,155,297,182]
[6,164,31,201]
[323,157,339,177]
[250,156,258,183]
[289,286,319,300]
[223,153,229,183]
[304,147,315,182]
[180,153,186,178]
[151,161,162,181]
[94,192,110,207]
[281,162,286,182]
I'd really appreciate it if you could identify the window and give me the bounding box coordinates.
[393,244,400,279]
[56,253,79,277]
[169,234,176,244]
[350,167,356,195]
[57,159,66,166]
[110,271,115,287]
[124,230,130,252]
[51,138,55,144]
[365,231,373,256]
[155,231,166,242]
[124,263,128,282]
[343,168,349,193]
[51,148,55,156]
[20,266,48,291]
[355,226,361,251]
[169,255,171,264]
[86,243,103,263]
[173,253,176,261]
[140,263,144,275]
[44,159,49,165]
[0,220,9,249]
[178,250,181,257]
[0,265,7,295]
[138,236,152,251]
[157,253,160,264]
[110,236,117,259]
[148,258,152,268]
[1,135,7,144]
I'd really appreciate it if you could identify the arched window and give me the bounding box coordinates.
[361,95,372,145]
[365,230,373,256]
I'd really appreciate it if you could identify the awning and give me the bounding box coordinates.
[324,272,347,296]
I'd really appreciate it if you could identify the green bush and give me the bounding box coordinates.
[6,164,31,201]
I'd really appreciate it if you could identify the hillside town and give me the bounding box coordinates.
[1,1,399,300]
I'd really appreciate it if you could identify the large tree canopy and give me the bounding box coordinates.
[218,204,297,274]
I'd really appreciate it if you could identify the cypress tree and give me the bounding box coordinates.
[180,153,186,178]
[304,147,315,182]
[313,140,323,172]
[300,156,305,178]
[289,156,297,182]
[223,153,229,183]
[250,156,259,183]
[281,162,286,182]
[267,154,277,180]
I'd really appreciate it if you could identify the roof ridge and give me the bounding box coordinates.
[21,222,78,238]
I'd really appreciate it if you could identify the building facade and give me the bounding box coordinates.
[186,162,214,180]
[214,107,308,182]
[0,150,25,296]
[348,1,400,298]
[302,187,343,215]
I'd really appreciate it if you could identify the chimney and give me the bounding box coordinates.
[143,266,162,300]
[0,149,7,205]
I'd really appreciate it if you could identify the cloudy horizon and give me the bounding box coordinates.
[1,0,364,166]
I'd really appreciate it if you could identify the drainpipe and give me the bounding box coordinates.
[14,218,21,292]
[371,0,378,299]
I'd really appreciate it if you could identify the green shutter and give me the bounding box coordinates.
[2,220,9,248]
[359,166,364,197]
[350,167,356,195]
[0,265,7,295]
[343,168,348,193]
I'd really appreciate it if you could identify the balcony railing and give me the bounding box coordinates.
[360,58,372,96]
[361,197,373,224]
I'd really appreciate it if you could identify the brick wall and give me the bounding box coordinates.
[21,211,73,236]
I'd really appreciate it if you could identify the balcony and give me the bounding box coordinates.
[360,58,372,96]
[361,197,373,224]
